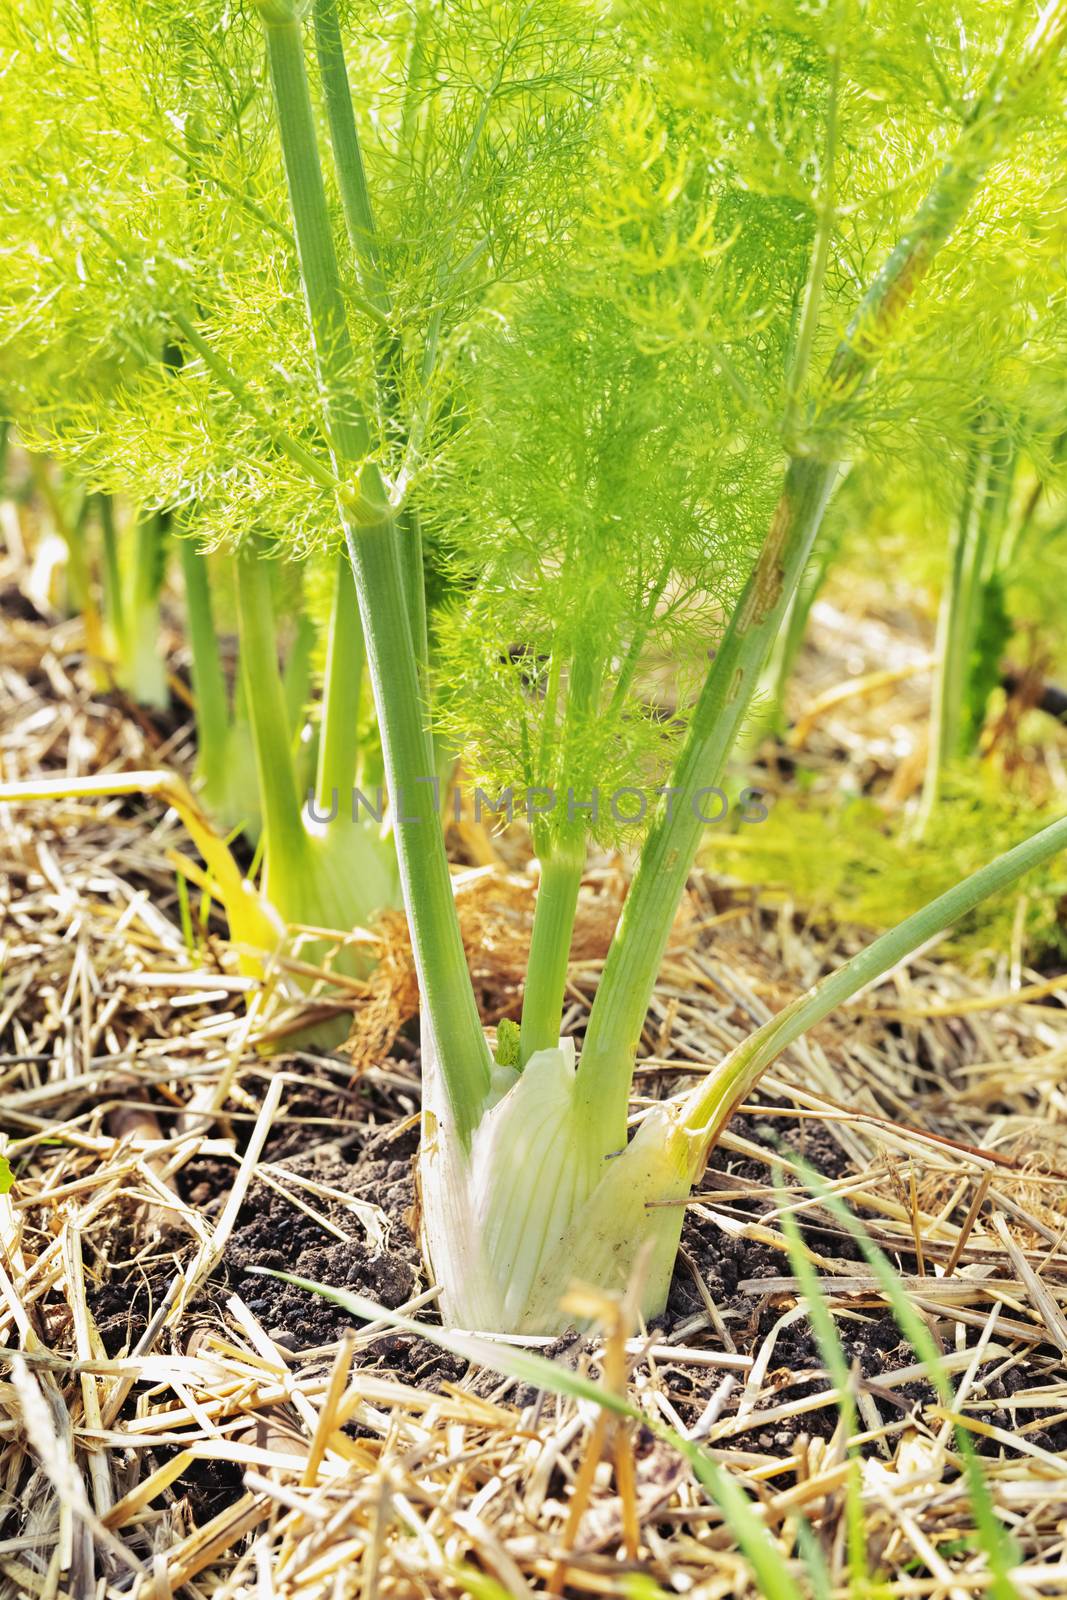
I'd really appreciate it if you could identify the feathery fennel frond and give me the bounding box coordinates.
[431,285,778,853]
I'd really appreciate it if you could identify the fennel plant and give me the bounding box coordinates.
[4,0,1067,1331]
[0,0,414,1022]
[919,422,1067,827]
[247,0,1067,1328]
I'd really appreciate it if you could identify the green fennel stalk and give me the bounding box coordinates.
[97,492,125,658]
[122,508,169,708]
[918,425,1018,829]
[519,845,585,1061]
[234,544,309,878]
[256,0,490,1140]
[311,0,389,320]
[520,647,608,1060]
[314,548,366,815]
[311,0,432,762]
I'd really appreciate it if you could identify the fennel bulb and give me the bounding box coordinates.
[420,1034,692,1333]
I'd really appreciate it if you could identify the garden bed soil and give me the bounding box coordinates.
[7,570,1067,1594]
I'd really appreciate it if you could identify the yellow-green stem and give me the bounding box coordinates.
[519,848,585,1063]
[258,0,490,1139]
[314,547,365,812]
[678,810,1067,1173]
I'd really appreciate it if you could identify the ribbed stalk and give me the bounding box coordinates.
[258,1,490,1139]
[519,847,585,1063]
[397,502,433,771]
[345,510,491,1136]
[177,537,230,787]
[261,10,369,463]
[315,547,365,811]
[234,546,308,875]
[310,0,433,767]
[311,0,390,318]
[98,492,125,652]
[577,457,837,1144]
[520,644,603,1062]
[576,6,1067,1159]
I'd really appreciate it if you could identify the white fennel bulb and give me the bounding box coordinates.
[419,1034,695,1333]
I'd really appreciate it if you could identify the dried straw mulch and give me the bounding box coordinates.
[2,576,1067,1599]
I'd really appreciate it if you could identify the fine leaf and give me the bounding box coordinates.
[790,1157,1021,1599]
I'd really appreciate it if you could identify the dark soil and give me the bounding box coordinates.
[1,583,49,625]
[83,1061,1067,1528]
[215,1119,466,1387]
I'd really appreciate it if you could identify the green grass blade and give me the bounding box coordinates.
[688,1455,804,1600]
[790,1158,1020,1599]
[446,1565,517,1600]
[775,1167,868,1590]
[792,1518,833,1600]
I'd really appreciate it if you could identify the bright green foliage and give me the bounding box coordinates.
[599,0,1067,753]
[433,288,775,846]
[760,425,1067,746]
[0,0,606,1018]
[424,0,1067,1330]
[0,0,602,550]
[432,0,1067,1037]
[713,778,1067,966]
